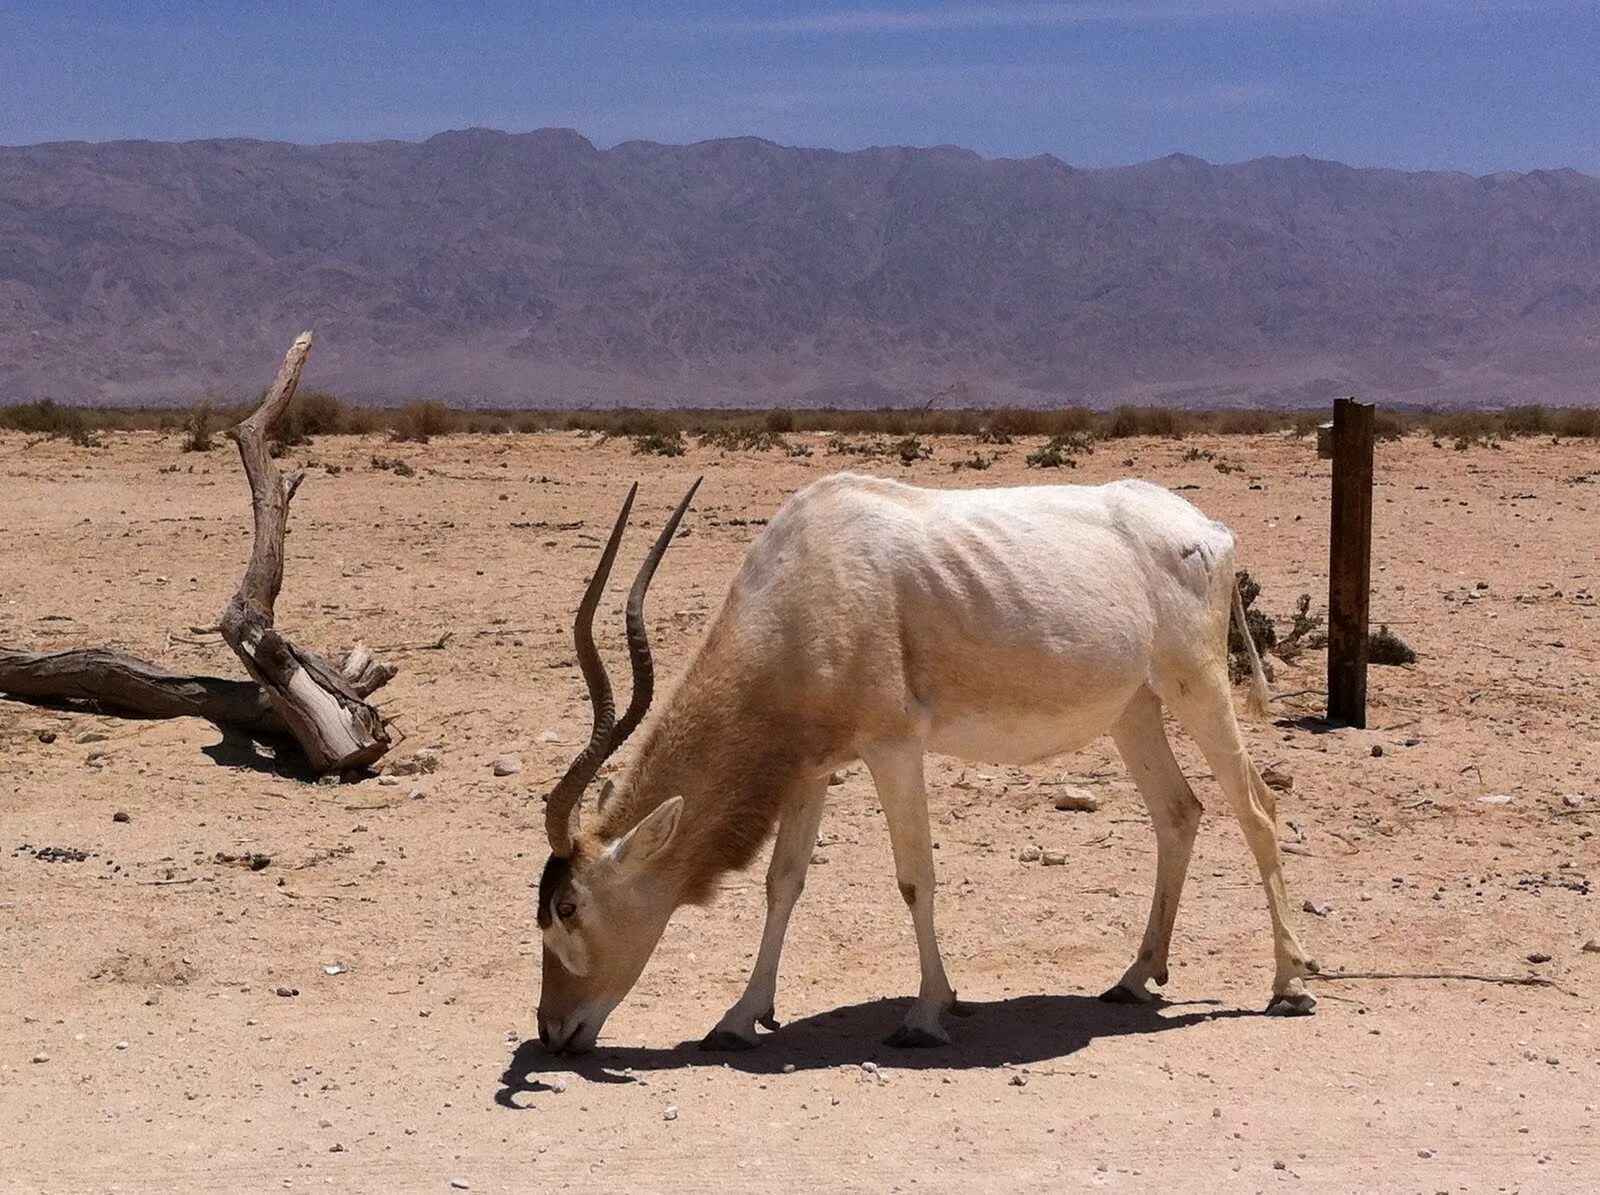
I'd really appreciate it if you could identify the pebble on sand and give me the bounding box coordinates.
[451,1182,471,1191]
[663,1105,678,1121]
[492,755,523,777]
[112,810,130,823]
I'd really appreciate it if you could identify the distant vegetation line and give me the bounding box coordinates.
[2,394,1597,449]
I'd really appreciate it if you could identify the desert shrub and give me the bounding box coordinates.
[1501,405,1551,437]
[1555,407,1600,438]
[950,452,994,471]
[1,398,90,440]
[1026,432,1093,468]
[1368,625,1417,666]
[182,400,217,452]
[763,408,796,434]
[1372,411,1406,441]
[1215,409,1278,435]
[632,430,686,457]
[894,435,931,465]
[287,391,350,436]
[1183,447,1213,462]
[370,455,414,477]
[698,427,788,452]
[1102,406,1188,440]
[391,400,456,443]
[1227,571,1278,681]
[1274,594,1326,662]
[976,425,1013,445]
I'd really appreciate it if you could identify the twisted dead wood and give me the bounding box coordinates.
[215,332,395,772]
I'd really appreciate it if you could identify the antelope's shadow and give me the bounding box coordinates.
[495,992,1259,1107]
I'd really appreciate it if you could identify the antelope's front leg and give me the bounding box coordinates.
[701,777,827,1050]
[862,742,962,1047]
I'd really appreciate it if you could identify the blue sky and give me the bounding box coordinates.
[2,1,1597,172]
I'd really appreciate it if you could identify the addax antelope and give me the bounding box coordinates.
[535,473,1318,1054]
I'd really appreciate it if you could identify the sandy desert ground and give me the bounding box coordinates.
[2,428,1598,1193]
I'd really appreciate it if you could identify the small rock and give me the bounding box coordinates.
[85,751,110,767]
[827,772,845,786]
[275,986,299,998]
[538,729,562,744]
[782,1063,795,1074]
[31,1052,49,1064]
[451,1182,471,1192]
[1581,940,1599,954]
[115,1040,128,1050]
[1041,850,1067,866]
[74,730,109,744]
[811,852,829,864]
[1052,787,1102,813]
[323,964,347,976]
[1018,845,1041,863]
[492,755,522,777]
[316,774,341,787]
[410,788,427,800]
[663,1105,678,1121]
[1370,744,1384,758]
[1010,1073,1028,1087]
[548,1079,567,1094]
[1479,794,1513,805]
[861,1061,878,1073]
[1302,899,1334,917]
[328,1143,345,1153]
[1527,951,1552,964]
[319,1118,333,1129]
[1272,1160,1287,1171]
[36,729,57,744]
[1562,794,1587,809]
[1417,1148,1434,1159]
[112,811,130,823]
[376,776,398,787]
[1260,766,1293,792]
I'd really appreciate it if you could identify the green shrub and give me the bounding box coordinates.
[632,430,686,457]
[1368,625,1417,666]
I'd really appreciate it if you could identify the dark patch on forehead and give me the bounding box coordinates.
[537,854,573,929]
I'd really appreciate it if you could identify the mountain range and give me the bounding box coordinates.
[2,128,1598,409]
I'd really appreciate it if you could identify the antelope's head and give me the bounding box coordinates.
[536,479,701,1055]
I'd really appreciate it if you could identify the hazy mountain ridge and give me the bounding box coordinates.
[3,128,1598,408]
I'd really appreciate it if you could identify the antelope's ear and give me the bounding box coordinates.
[609,797,683,868]
[596,778,618,816]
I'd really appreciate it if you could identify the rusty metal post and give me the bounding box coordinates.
[1327,397,1375,727]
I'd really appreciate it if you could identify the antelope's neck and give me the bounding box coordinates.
[597,668,799,905]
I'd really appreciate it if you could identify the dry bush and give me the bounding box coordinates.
[1,398,93,443]
[1368,625,1417,665]
[1102,405,1190,440]
[1555,407,1600,438]
[632,430,686,457]
[1227,571,1278,682]
[182,400,217,452]
[390,400,457,443]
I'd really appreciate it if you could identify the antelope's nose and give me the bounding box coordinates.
[537,1014,552,1048]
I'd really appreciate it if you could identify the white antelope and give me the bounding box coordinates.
[535,473,1318,1054]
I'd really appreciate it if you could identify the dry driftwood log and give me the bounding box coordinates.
[0,647,282,733]
[0,332,397,773]
[215,332,395,772]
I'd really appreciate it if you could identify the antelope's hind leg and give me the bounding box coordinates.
[1162,672,1319,1015]
[1100,686,1203,1005]
[700,776,828,1050]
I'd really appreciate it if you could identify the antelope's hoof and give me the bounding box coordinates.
[1265,990,1317,1017]
[1098,983,1149,1005]
[699,1028,761,1052]
[757,1010,781,1032]
[884,1024,949,1049]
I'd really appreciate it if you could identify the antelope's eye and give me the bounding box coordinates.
[556,901,577,920]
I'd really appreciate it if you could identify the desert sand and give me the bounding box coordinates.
[2,429,1597,1192]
